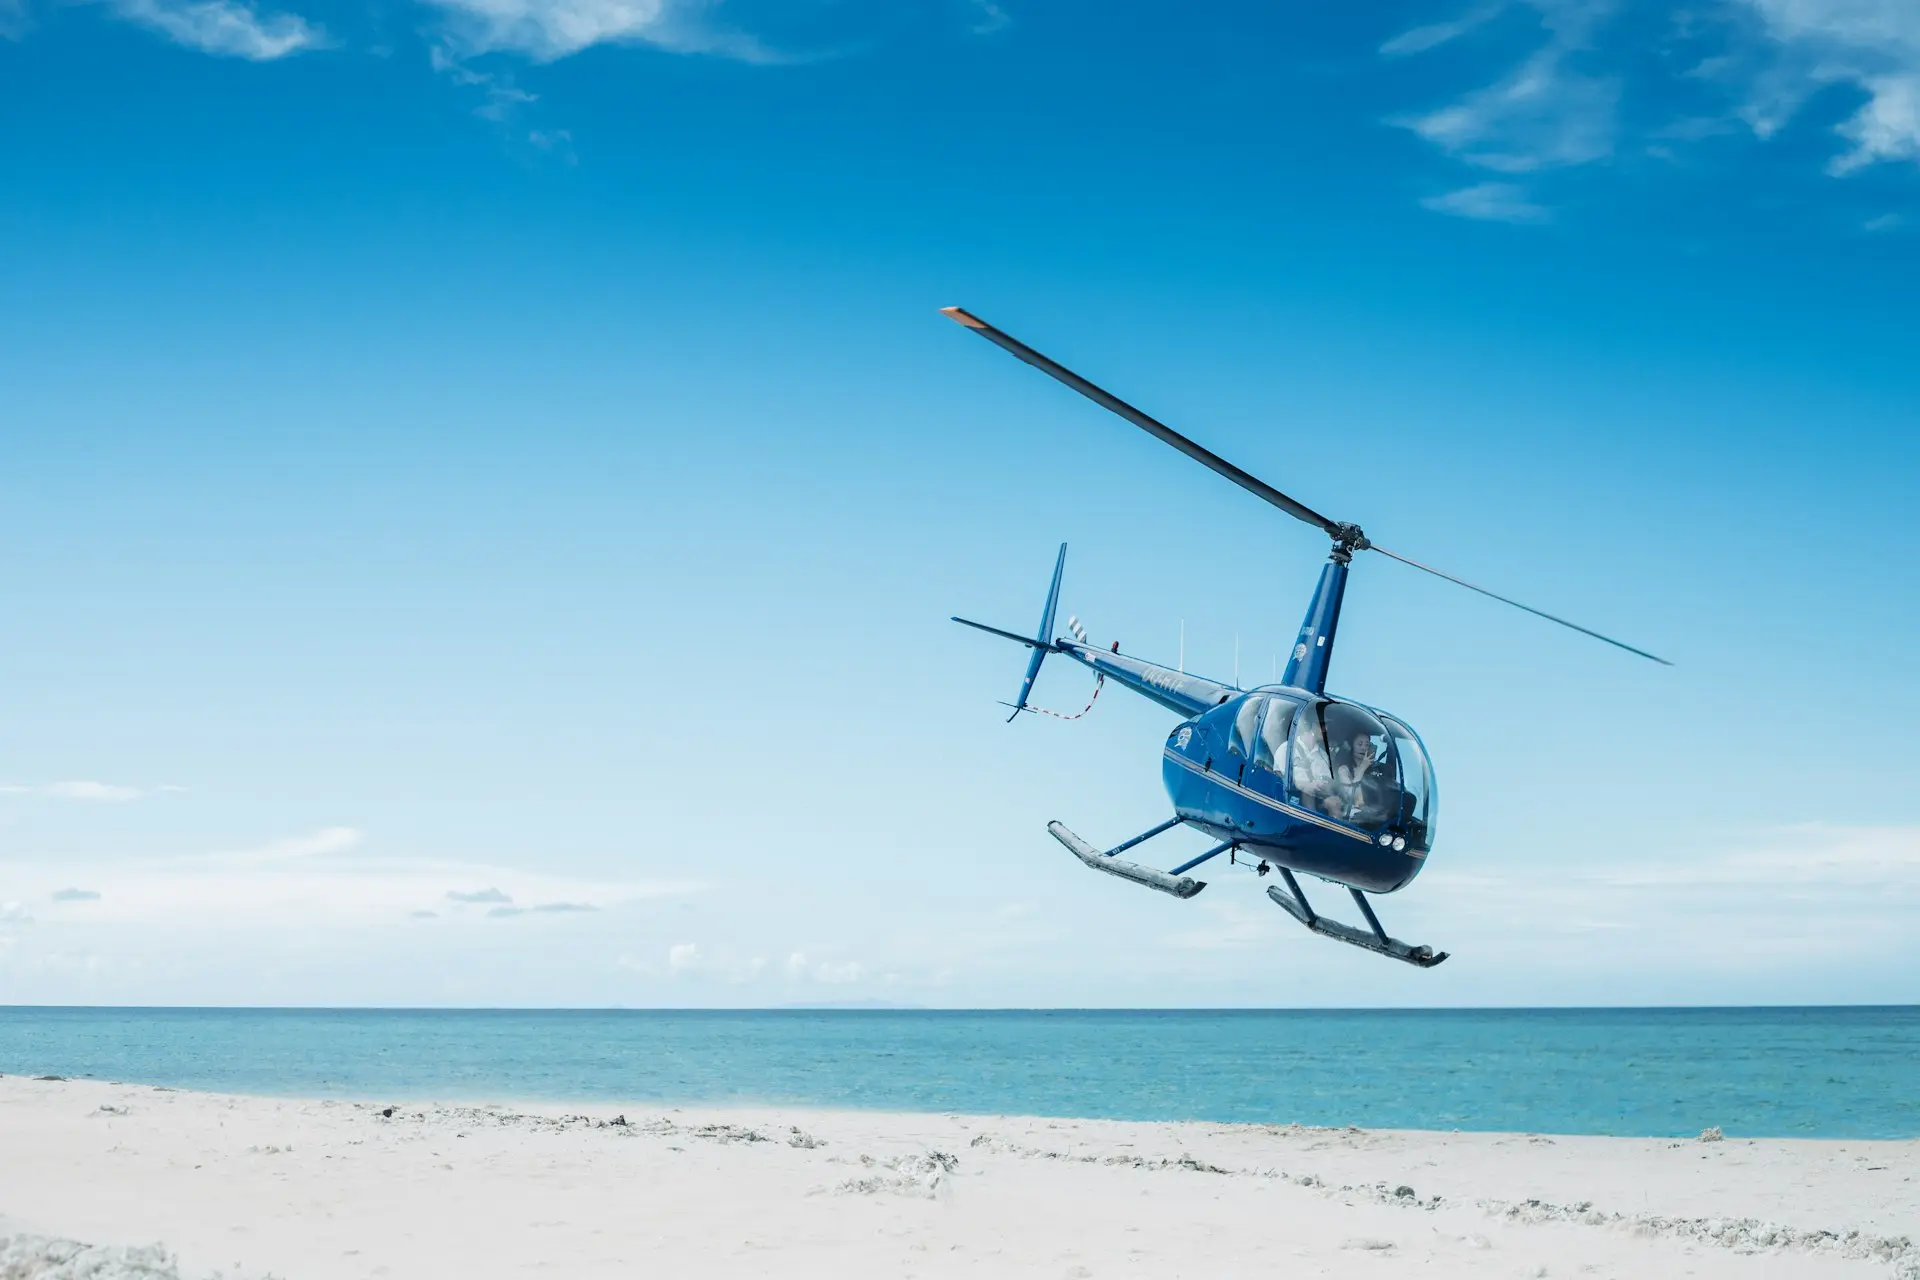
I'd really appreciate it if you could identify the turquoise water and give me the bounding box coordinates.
[1,1007,1915,1139]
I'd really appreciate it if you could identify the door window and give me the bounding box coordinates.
[1228,694,1266,760]
[1253,697,1297,772]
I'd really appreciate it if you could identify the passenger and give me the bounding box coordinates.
[1290,718,1339,816]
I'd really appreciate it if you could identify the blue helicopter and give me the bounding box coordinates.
[943,307,1668,968]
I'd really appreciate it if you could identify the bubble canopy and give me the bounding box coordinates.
[1226,691,1436,851]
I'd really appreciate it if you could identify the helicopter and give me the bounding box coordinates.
[942,307,1668,968]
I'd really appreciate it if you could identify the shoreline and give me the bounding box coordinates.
[6,1068,1915,1144]
[6,1005,1914,1143]
[3,1076,1915,1278]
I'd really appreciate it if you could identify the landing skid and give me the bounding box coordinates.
[1047,818,1222,900]
[1266,868,1449,968]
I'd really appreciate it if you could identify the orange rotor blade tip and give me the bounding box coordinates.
[940,306,987,328]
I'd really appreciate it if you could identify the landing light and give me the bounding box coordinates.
[1377,833,1392,846]
[1393,836,1407,852]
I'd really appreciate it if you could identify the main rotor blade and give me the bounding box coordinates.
[941,307,1341,536]
[1368,544,1672,666]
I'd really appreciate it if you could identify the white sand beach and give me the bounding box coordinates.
[0,1075,1913,1279]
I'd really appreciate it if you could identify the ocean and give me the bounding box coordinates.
[1,1006,1914,1139]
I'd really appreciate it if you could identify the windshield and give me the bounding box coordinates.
[1378,713,1436,850]
[1288,700,1399,831]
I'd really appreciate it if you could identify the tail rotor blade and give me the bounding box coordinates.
[1368,544,1671,666]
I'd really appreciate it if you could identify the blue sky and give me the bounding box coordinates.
[1,0,1916,1007]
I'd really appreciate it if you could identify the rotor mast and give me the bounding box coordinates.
[1282,522,1369,693]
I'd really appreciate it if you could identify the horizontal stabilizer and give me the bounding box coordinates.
[952,616,1050,649]
[1049,820,1205,899]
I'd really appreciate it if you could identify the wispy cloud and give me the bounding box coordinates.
[657,942,769,982]
[0,780,167,803]
[778,949,864,984]
[447,886,512,904]
[1864,211,1906,231]
[1381,3,1502,57]
[968,0,1011,37]
[1394,1,1620,174]
[0,832,694,933]
[1424,823,1920,958]
[487,901,597,917]
[1387,0,1920,212]
[422,0,776,64]
[203,826,362,868]
[1735,0,1920,174]
[109,0,323,60]
[1421,180,1550,222]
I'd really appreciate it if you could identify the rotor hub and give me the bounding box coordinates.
[1329,522,1370,562]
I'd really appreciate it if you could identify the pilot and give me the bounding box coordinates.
[1336,732,1390,823]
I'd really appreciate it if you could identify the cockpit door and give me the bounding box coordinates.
[1221,693,1265,784]
[1239,694,1299,804]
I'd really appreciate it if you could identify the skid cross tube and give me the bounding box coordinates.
[1267,871,1449,968]
[1170,841,1234,876]
[1106,817,1182,859]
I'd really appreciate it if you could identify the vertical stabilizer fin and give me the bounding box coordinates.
[1009,543,1068,719]
[951,543,1070,721]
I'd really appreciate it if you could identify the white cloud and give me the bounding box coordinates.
[488,901,598,917]
[1591,822,1920,889]
[1395,1,1620,173]
[1830,74,1920,172]
[1863,211,1905,230]
[661,942,766,981]
[1421,180,1550,222]
[50,888,102,903]
[779,948,865,984]
[2,780,148,802]
[527,128,575,160]
[109,0,323,60]
[1390,1,1920,197]
[812,959,862,984]
[476,82,537,122]
[1732,0,1920,173]
[0,831,694,942]
[447,886,513,904]
[1381,3,1502,57]
[0,901,32,925]
[204,826,362,868]
[1423,823,1920,962]
[423,0,774,64]
[968,0,1011,37]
